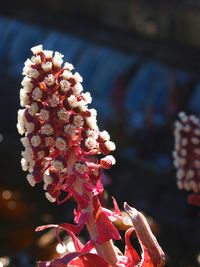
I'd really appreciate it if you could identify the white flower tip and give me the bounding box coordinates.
[64,62,74,71]
[43,50,53,58]
[26,174,36,187]
[74,72,83,83]
[31,45,43,54]
[17,123,25,135]
[21,158,28,171]
[43,170,53,185]
[45,192,56,203]
[100,155,116,169]
[106,141,116,151]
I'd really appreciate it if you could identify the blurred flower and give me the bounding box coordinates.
[173,112,200,206]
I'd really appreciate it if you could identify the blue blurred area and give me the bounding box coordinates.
[0,15,199,129]
[189,81,200,116]
[125,62,173,130]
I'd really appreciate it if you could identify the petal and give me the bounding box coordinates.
[36,212,89,243]
[124,202,165,267]
[35,224,63,245]
[71,188,90,209]
[124,228,141,266]
[68,231,95,254]
[38,252,82,267]
[112,196,122,216]
[60,212,89,235]
[35,224,58,232]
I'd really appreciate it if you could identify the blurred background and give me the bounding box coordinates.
[0,0,200,266]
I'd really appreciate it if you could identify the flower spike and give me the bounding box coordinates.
[17,44,116,204]
[18,45,165,267]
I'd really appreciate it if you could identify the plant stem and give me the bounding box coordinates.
[70,152,119,266]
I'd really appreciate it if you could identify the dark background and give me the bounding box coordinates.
[0,1,200,266]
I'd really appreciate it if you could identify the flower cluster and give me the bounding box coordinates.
[173,112,200,206]
[18,45,165,267]
[17,45,116,204]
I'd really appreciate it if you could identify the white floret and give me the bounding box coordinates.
[45,192,56,202]
[31,45,43,54]
[26,174,36,187]
[105,141,116,151]
[49,94,59,107]
[62,70,73,80]
[21,77,33,90]
[73,72,83,83]
[21,158,28,171]
[44,74,55,87]
[20,89,29,106]
[30,135,41,147]
[43,50,53,58]
[64,62,74,71]
[73,83,83,96]
[82,92,92,104]
[39,109,50,121]
[31,55,42,64]
[53,52,64,67]
[32,87,43,100]
[55,137,67,151]
[41,124,54,136]
[42,62,52,72]
[68,95,79,108]
[17,109,26,135]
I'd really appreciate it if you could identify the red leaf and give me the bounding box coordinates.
[61,211,89,234]
[68,231,95,253]
[124,228,141,266]
[38,252,112,267]
[38,252,81,267]
[124,202,165,267]
[71,188,90,209]
[93,196,121,244]
[35,212,89,247]
[112,196,122,216]
[69,252,112,267]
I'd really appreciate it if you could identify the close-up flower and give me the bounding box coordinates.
[17,45,165,267]
[1,3,200,266]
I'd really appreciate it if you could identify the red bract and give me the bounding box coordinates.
[38,252,112,267]
[17,45,165,266]
[173,112,200,206]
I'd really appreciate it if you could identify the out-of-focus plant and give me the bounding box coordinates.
[17,45,165,267]
[173,112,200,207]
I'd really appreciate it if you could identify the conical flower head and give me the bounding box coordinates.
[17,45,116,203]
